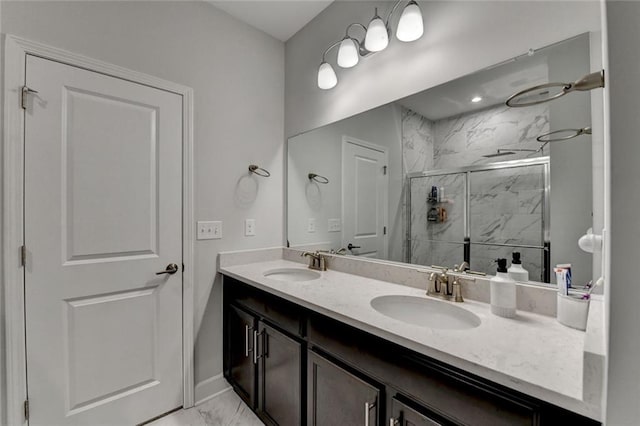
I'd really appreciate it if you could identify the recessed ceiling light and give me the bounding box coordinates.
[471,96,482,103]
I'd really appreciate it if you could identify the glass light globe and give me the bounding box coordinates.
[364,13,389,52]
[317,62,337,90]
[396,0,424,42]
[337,37,359,68]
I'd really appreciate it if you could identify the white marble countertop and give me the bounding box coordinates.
[219,258,599,420]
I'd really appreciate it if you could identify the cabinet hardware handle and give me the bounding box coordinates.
[365,400,376,426]
[244,325,254,357]
[253,329,259,364]
[254,330,267,364]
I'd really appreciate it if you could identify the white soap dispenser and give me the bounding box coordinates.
[490,258,517,318]
[508,252,529,282]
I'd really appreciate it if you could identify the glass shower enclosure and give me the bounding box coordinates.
[407,157,550,282]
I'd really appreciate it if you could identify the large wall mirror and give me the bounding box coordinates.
[287,33,604,287]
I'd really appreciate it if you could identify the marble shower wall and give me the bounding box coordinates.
[402,108,435,174]
[403,104,550,275]
[433,103,550,168]
[401,107,435,261]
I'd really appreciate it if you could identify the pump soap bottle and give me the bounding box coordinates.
[490,258,517,318]
[508,252,529,282]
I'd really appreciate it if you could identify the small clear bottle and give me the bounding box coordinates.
[490,258,517,318]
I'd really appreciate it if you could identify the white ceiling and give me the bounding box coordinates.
[208,0,334,42]
[397,54,551,121]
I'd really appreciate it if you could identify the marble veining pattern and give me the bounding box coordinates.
[432,103,550,169]
[219,258,600,420]
[148,388,263,426]
[402,103,549,274]
[402,107,435,174]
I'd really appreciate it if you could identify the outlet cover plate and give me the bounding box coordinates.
[245,219,256,236]
[307,218,316,233]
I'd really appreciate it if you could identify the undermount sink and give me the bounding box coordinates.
[370,295,481,330]
[263,267,321,282]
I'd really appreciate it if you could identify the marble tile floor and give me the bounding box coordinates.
[148,388,264,426]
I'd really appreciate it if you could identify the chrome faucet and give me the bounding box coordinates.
[426,266,476,302]
[427,268,452,300]
[301,251,327,271]
[453,261,470,272]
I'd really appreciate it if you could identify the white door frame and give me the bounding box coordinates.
[341,136,389,258]
[2,35,195,425]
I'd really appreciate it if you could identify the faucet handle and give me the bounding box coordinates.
[452,278,463,302]
[452,275,476,302]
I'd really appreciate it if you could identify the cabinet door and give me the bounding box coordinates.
[258,322,302,426]
[308,350,381,426]
[227,304,257,408]
[390,397,445,426]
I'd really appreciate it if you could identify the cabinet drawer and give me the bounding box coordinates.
[223,275,303,337]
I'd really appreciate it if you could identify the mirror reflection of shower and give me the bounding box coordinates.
[483,143,549,158]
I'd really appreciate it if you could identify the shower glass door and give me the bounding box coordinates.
[407,157,550,281]
[469,162,548,281]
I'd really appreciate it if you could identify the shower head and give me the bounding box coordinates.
[483,150,515,158]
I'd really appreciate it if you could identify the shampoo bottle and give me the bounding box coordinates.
[490,258,517,318]
[508,252,529,282]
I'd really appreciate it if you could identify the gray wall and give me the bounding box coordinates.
[285,1,602,138]
[288,104,404,261]
[604,1,640,424]
[0,0,284,406]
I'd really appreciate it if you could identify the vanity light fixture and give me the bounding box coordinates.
[364,8,389,52]
[317,1,425,90]
[317,61,338,90]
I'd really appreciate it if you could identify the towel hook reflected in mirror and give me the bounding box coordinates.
[536,127,592,143]
[506,70,604,107]
[248,164,271,177]
[308,173,329,184]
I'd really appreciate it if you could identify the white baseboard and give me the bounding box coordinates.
[194,373,230,406]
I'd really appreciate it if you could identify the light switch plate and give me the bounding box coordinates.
[308,218,316,233]
[197,221,222,240]
[245,219,256,236]
[328,218,341,232]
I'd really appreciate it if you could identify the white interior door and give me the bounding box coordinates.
[23,55,183,425]
[342,139,388,258]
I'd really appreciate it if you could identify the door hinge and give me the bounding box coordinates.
[383,165,387,175]
[21,86,38,110]
[24,399,29,421]
[20,245,26,267]
[383,226,387,235]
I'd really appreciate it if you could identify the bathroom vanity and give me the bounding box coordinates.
[220,251,602,426]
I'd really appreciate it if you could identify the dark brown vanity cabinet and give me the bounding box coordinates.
[307,350,381,425]
[223,276,600,426]
[259,322,302,426]
[226,304,258,408]
[224,293,303,426]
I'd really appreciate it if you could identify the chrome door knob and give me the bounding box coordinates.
[156,263,179,275]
